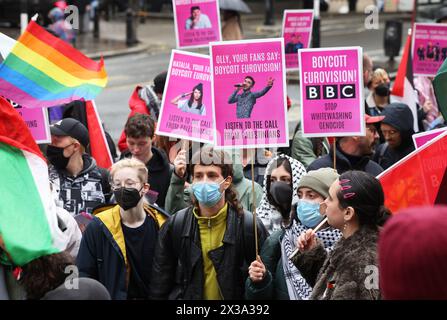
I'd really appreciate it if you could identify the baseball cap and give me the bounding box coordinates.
[365,114,385,124]
[50,118,89,148]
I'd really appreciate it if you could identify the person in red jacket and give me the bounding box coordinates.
[118,71,167,152]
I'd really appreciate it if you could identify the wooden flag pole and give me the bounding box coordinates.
[333,138,336,170]
[250,149,258,257]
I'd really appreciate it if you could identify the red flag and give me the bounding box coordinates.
[390,31,419,132]
[85,100,113,169]
[378,132,447,213]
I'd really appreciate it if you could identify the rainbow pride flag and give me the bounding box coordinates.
[0,21,107,108]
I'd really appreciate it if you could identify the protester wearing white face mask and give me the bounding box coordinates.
[150,147,268,300]
[245,168,341,300]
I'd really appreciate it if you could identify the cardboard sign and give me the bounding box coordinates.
[412,23,447,77]
[299,46,364,137]
[210,38,288,149]
[281,10,313,71]
[157,50,214,143]
[172,0,222,49]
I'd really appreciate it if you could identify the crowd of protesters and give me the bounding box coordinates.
[1,8,447,301]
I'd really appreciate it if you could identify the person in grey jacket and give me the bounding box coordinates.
[292,170,390,300]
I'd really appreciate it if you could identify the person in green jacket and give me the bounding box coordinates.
[164,148,262,214]
[245,168,341,300]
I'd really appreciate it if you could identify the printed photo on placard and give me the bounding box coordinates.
[172,0,222,49]
[281,10,313,71]
[210,38,288,149]
[412,23,447,77]
[157,50,214,143]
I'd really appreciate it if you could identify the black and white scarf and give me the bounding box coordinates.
[281,220,341,300]
[256,154,307,235]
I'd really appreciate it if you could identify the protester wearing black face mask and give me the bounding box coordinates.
[256,155,307,235]
[77,159,170,300]
[47,118,111,218]
[365,68,391,116]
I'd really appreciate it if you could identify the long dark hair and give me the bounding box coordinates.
[190,147,244,215]
[20,251,75,300]
[337,171,391,228]
[188,83,203,110]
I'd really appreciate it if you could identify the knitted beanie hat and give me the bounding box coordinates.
[379,206,447,300]
[297,168,339,199]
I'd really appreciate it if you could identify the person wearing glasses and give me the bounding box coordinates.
[373,103,416,170]
[76,158,170,300]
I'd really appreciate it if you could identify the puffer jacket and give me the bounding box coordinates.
[76,204,169,300]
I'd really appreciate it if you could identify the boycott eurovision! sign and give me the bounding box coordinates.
[172,0,221,49]
[412,23,447,77]
[157,50,213,143]
[299,47,364,137]
[210,38,288,149]
[281,10,313,71]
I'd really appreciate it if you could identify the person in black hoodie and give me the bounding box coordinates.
[373,103,416,170]
[120,113,173,209]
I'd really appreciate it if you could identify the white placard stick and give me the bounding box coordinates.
[288,217,328,261]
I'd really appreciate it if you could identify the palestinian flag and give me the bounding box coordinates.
[0,96,67,266]
[391,31,419,132]
[433,58,447,120]
[378,130,447,213]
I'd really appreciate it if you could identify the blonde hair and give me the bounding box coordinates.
[371,68,389,83]
[110,158,148,183]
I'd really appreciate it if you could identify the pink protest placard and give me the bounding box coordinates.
[412,127,447,149]
[15,106,50,144]
[156,50,213,143]
[299,47,364,137]
[210,38,288,149]
[281,10,313,71]
[412,23,447,77]
[173,0,221,49]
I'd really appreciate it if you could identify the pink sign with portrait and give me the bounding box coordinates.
[299,47,364,137]
[412,23,447,77]
[173,0,221,49]
[281,10,313,71]
[157,50,213,143]
[210,38,288,149]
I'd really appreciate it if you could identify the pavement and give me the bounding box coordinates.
[0,0,413,140]
[0,0,411,61]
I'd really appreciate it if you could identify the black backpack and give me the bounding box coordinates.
[171,208,258,265]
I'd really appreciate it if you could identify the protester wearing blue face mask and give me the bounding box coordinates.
[246,168,341,300]
[150,147,268,300]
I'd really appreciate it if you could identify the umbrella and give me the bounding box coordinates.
[219,0,252,13]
